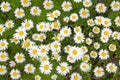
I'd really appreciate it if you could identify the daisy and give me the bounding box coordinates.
[112,31,120,40]
[43,0,54,10]
[114,16,120,27]
[106,63,117,73]
[74,26,82,34]
[0,65,7,75]
[36,22,47,32]
[95,3,107,13]
[102,18,112,27]
[22,39,33,50]
[56,62,71,76]
[70,13,78,22]
[85,38,92,45]
[93,42,100,50]
[39,45,49,56]
[79,8,90,18]
[99,49,109,60]
[83,0,92,7]
[82,54,90,62]
[14,53,25,63]
[94,16,104,25]
[39,33,46,42]
[60,26,71,37]
[74,0,82,3]
[32,33,39,41]
[94,67,104,77]
[61,1,72,12]
[74,33,85,44]
[67,55,76,63]
[90,51,98,58]
[53,10,61,18]
[0,51,9,62]
[63,16,69,23]
[21,19,34,30]
[40,55,49,62]
[20,0,31,7]
[24,63,36,74]
[10,36,20,44]
[30,6,41,16]
[5,20,14,29]
[51,20,61,30]
[35,75,41,80]
[101,28,112,37]
[50,41,61,53]
[92,26,100,34]
[0,39,8,50]
[0,1,11,12]
[0,24,5,35]
[10,69,21,80]
[51,74,57,80]
[52,54,61,62]
[80,62,91,72]
[28,46,39,58]
[15,27,27,40]
[110,1,120,11]
[100,35,109,43]
[39,61,53,74]
[14,8,25,19]
[47,12,55,21]
[81,46,88,54]
[87,19,95,26]
[108,44,116,52]
[70,72,82,80]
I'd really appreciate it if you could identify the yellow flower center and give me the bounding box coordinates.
[44,64,49,70]
[60,66,66,71]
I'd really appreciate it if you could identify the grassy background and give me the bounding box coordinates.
[0,0,120,80]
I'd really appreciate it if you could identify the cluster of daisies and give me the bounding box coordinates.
[0,0,120,80]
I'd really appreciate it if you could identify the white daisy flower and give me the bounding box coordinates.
[102,18,112,27]
[0,65,7,75]
[90,51,98,58]
[74,33,85,44]
[38,33,46,42]
[24,63,36,74]
[83,0,92,7]
[39,61,53,74]
[36,22,48,32]
[0,1,11,12]
[92,26,100,34]
[10,69,21,80]
[95,3,107,13]
[94,67,104,77]
[14,53,25,63]
[15,27,27,40]
[61,1,72,12]
[50,41,61,53]
[21,19,34,30]
[40,55,49,62]
[43,0,54,10]
[80,62,91,72]
[94,16,104,25]
[51,20,61,30]
[0,24,5,35]
[70,13,78,22]
[100,35,109,43]
[87,19,95,26]
[74,0,82,3]
[47,12,55,21]
[110,1,120,11]
[112,31,120,40]
[28,46,39,58]
[14,8,25,19]
[93,42,100,50]
[52,54,61,62]
[39,45,49,56]
[60,26,71,37]
[70,72,82,80]
[81,46,88,54]
[22,39,33,50]
[5,20,14,29]
[106,63,117,73]
[108,44,116,52]
[0,39,8,50]
[20,0,31,7]
[35,75,41,80]
[114,16,120,27]
[85,38,92,45]
[101,28,112,37]
[56,62,71,76]
[99,49,109,60]
[32,33,39,41]
[74,26,82,34]
[0,51,9,62]
[82,54,90,62]
[63,16,69,23]
[30,6,41,16]
[79,8,90,18]
[51,74,57,80]
[10,36,20,44]
[67,54,76,63]
[53,10,61,18]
